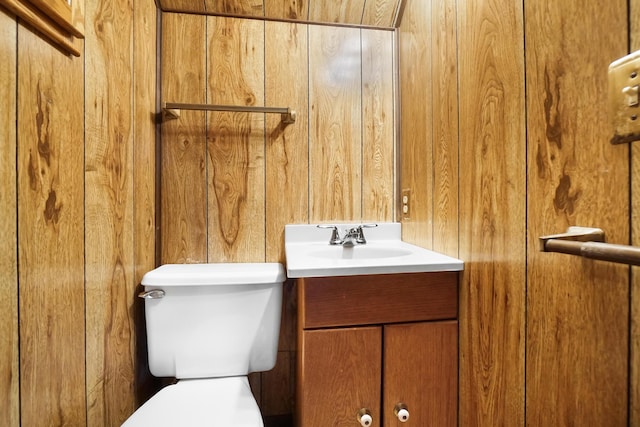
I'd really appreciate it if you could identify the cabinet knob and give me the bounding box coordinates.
[394,403,410,422]
[357,408,373,426]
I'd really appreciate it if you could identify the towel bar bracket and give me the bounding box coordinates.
[540,226,640,266]
[538,226,605,251]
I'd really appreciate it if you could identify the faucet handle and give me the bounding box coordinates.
[353,223,378,244]
[317,224,342,245]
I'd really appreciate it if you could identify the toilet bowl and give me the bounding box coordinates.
[122,263,285,427]
[122,377,261,426]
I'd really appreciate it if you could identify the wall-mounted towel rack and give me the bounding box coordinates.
[162,102,297,124]
[539,226,640,266]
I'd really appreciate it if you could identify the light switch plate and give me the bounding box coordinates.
[609,50,640,144]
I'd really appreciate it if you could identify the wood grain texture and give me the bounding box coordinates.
[431,0,458,258]
[361,0,397,27]
[17,25,85,426]
[265,21,309,263]
[159,0,204,13]
[631,4,640,425]
[161,13,208,264]
[309,25,363,221]
[132,0,157,407]
[299,272,458,329]
[297,327,382,427]
[207,16,266,262]
[308,0,365,25]
[205,0,264,16]
[133,0,157,283]
[398,0,433,249]
[456,0,526,424]
[361,29,394,222]
[84,0,138,422]
[525,0,630,424]
[383,321,458,426]
[264,0,308,21]
[0,10,19,427]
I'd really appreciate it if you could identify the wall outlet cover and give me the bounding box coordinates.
[609,50,640,144]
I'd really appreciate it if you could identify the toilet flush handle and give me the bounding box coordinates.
[138,289,165,299]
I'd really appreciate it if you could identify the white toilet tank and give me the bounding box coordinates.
[140,263,285,379]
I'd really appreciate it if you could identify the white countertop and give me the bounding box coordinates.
[285,223,464,278]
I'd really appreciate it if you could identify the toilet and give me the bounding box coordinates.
[122,262,285,427]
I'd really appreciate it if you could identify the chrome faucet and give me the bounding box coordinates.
[317,224,378,246]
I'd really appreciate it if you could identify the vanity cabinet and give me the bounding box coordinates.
[296,272,458,427]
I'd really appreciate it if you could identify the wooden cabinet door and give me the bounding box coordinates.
[383,321,458,426]
[298,327,382,427]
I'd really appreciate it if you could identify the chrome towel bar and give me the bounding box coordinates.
[539,226,640,266]
[162,102,296,124]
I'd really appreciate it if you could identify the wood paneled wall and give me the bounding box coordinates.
[160,13,395,417]
[0,10,19,427]
[18,24,86,426]
[524,0,629,424]
[400,0,632,425]
[398,0,458,255]
[630,3,640,425]
[0,0,157,425]
[457,0,527,423]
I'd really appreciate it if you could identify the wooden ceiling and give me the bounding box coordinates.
[157,0,403,28]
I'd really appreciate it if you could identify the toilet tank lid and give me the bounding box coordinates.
[141,263,286,286]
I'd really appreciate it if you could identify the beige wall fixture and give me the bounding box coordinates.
[540,226,640,266]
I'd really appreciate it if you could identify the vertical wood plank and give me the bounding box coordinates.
[0,10,19,427]
[134,1,157,281]
[17,25,85,427]
[161,13,208,264]
[361,0,397,27]
[525,0,629,425]
[133,0,158,406]
[264,0,308,21]
[630,4,640,424]
[398,0,433,248]
[206,16,266,262]
[265,20,309,262]
[309,25,362,222]
[85,0,137,422]
[431,0,458,258]
[456,0,526,425]
[308,0,366,25]
[361,29,394,222]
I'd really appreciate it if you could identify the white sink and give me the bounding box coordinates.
[285,223,464,278]
[307,245,413,260]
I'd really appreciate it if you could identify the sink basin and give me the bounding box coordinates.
[285,223,464,278]
[308,245,413,260]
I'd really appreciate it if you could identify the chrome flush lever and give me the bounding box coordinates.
[138,289,165,299]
